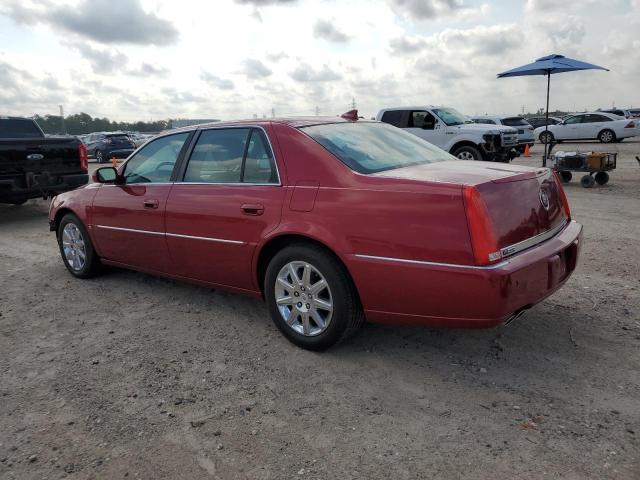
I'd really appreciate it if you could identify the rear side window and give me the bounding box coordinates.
[501,117,529,126]
[584,114,612,123]
[0,119,44,139]
[123,132,190,184]
[380,110,406,128]
[182,128,279,184]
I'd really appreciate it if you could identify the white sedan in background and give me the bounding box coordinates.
[534,112,638,143]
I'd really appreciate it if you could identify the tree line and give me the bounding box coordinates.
[33,112,170,135]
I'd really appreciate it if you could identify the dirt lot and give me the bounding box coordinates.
[1,140,639,479]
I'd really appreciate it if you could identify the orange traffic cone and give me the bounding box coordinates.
[524,144,531,157]
[111,157,118,167]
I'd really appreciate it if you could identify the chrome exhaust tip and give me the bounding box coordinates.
[503,308,528,326]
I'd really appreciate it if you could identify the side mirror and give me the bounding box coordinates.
[94,167,119,184]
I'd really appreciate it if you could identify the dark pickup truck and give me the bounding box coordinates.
[0,117,88,205]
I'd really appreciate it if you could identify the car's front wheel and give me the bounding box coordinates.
[451,145,483,161]
[264,244,364,350]
[57,213,101,278]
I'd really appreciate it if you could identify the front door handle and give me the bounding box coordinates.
[241,204,264,216]
[143,199,159,209]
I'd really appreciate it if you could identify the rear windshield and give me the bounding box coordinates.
[0,118,44,139]
[501,117,530,126]
[300,122,454,174]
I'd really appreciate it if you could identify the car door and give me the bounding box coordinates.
[165,126,285,290]
[91,131,192,272]
[560,115,584,139]
[584,114,613,139]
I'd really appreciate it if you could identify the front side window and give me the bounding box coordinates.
[410,111,436,129]
[123,132,190,184]
[301,121,454,174]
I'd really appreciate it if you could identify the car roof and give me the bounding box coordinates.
[165,116,362,135]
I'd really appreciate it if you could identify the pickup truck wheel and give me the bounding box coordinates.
[95,150,104,163]
[57,213,101,278]
[598,129,616,143]
[265,244,364,350]
[452,145,482,161]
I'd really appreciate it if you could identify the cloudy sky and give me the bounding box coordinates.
[1,0,639,121]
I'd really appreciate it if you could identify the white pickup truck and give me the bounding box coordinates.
[376,106,519,162]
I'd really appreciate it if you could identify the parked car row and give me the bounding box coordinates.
[534,112,638,144]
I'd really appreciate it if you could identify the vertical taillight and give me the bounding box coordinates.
[462,185,501,265]
[552,170,571,220]
[79,143,88,171]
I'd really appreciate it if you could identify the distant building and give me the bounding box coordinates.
[170,118,219,128]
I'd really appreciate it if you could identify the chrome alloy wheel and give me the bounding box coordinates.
[62,223,86,271]
[274,261,333,336]
[600,130,613,142]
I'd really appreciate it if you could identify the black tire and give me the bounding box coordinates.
[451,145,483,161]
[559,171,572,183]
[57,213,101,278]
[580,174,595,188]
[95,149,104,163]
[539,131,554,144]
[598,129,616,143]
[264,243,364,350]
[594,171,609,185]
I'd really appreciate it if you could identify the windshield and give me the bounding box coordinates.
[300,122,454,174]
[432,108,468,126]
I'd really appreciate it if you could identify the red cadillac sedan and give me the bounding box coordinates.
[49,117,582,350]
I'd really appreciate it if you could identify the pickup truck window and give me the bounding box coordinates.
[410,111,436,130]
[380,110,405,128]
[0,118,44,139]
[432,108,470,126]
[301,122,453,174]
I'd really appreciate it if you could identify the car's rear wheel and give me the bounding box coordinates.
[264,244,364,350]
[95,149,104,163]
[452,145,483,161]
[539,131,554,144]
[57,213,101,278]
[598,129,616,143]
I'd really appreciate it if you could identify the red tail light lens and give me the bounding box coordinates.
[78,143,88,171]
[552,170,571,220]
[462,185,501,265]
[624,121,635,128]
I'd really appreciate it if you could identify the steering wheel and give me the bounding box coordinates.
[154,161,175,172]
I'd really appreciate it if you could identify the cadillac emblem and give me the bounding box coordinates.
[539,188,550,210]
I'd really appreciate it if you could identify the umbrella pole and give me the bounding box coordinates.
[543,71,550,167]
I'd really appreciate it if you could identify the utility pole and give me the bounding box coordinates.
[315,106,320,116]
[271,107,275,118]
[59,105,66,134]
[351,97,356,110]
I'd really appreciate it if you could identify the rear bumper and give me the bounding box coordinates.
[347,220,583,328]
[0,173,88,202]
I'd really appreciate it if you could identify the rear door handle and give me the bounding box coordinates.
[241,204,264,216]
[143,199,159,209]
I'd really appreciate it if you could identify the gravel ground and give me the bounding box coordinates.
[1,140,639,479]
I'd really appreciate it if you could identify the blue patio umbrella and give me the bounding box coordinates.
[497,54,609,165]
